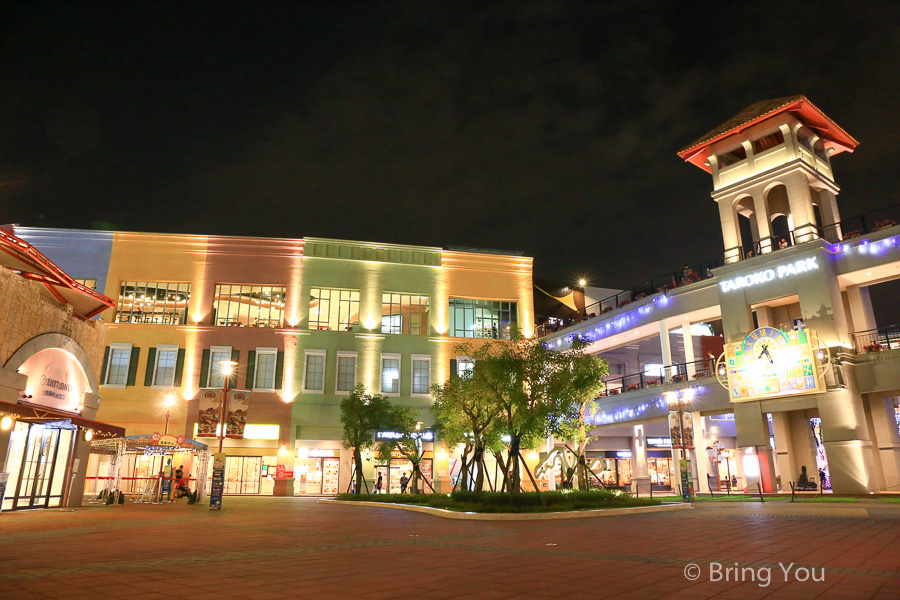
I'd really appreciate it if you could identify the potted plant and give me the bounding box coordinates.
[670,374,686,383]
[864,343,884,353]
[626,384,640,392]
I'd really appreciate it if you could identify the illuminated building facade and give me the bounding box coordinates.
[14,228,533,496]
[542,96,900,495]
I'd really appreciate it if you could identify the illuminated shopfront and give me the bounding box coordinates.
[294,448,340,495]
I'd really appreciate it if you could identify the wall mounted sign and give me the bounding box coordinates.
[718,257,819,293]
[376,430,434,441]
[19,348,89,413]
[723,326,823,402]
[646,437,673,448]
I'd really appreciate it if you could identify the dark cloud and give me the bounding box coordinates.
[1,0,898,296]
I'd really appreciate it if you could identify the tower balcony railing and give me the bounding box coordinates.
[599,358,718,398]
[851,326,900,354]
[724,202,900,264]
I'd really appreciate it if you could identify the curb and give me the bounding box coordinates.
[319,499,692,520]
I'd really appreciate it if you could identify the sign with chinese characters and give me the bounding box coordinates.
[646,437,673,448]
[724,327,823,402]
[197,389,221,438]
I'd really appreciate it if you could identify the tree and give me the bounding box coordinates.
[340,384,392,495]
[465,331,606,495]
[431,370,503,492]
[376,403,434,494]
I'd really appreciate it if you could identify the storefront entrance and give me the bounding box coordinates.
[294,457,339,495]
[3,421,74,511]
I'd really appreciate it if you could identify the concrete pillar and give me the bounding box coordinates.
[817,383,879,493]
[864,396,900,492]
[65,431,92,508]
[718,198,741,263]
[659,319,672,380]
[631,425,651,496]
[734,401,777,493]
[682,322,695,378]
[790,412,819,485]
[846,285,877,334]
[752,191,773,254]
[690,412,712,494]
[755,306,773,328]
[785,173,818,242]
[780,124,797,159]
[771,413,795,493]
[797,248,851,346]
[816,189,841,230]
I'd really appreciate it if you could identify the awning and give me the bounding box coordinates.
[0,400,125,437]
[0,228,114,319]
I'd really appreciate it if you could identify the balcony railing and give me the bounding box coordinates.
[724,203,900,263]
[851,326,900,354]
[600,358,718,397]
[536,260,723,338]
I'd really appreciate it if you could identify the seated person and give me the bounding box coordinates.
[797,465,817,490]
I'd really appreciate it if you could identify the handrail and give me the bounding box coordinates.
[600,358,718,398]
[851,325,900,353]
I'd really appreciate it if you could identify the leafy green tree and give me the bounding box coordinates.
[340,384,392,495]
[431,370,503,492]
[376,403,434,493]
[465,331,606,495]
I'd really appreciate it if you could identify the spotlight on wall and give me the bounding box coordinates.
[84,429,94,441]
[1,415,12,430]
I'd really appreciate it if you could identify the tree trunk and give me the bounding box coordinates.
[459,444,472,491]
[575,439,589,490]
[508,435,522,494]
[409,464,419,494]
[473,442,486,492]
[354,449,364,495]
[494,450,509,493]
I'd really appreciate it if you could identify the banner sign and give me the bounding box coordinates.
[225,390,251,439]
[197,389,221,438]
[209,453,225,510]
[681,412,695,449]
[667,411,683,449]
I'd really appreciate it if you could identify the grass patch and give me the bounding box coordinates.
[878,497,900,503]
[335,490,663,513]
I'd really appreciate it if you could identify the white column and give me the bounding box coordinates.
[690,412,712,494]
[631,425,651,496]
[682,321,695,378]
[866,396,900,491]
[847,285,877,334]
[659,319,672,381]
[771,413,796,493]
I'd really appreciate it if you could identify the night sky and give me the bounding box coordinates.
[2,2,899,302]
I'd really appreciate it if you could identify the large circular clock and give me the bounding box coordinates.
[742,326,787,365]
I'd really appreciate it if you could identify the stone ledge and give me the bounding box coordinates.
[319,499,692,520]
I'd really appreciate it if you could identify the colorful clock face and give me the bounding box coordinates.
[742,326,787,364]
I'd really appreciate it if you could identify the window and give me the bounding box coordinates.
[381,293,430,335]
[456,356,474,378]
[304,350,326,392]
[213,285,285,327]
[336,352,357,393]
[411,355,431,395]
[381,354,401,395]
[208,347,233,388]
[254,348,278,391]
[104,343,133,387]
[448,298,518,339]
[308,288,359,331]
[152,345,178,388]
[116,281,191,324]
[74,278,98,290]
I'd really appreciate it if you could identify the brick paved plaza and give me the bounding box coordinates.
[2,498,900,600]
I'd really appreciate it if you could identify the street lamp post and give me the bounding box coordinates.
[217,360,238,454]
[666,391,692,500]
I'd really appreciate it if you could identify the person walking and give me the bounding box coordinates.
[399,473,409,494]
[374,473,383,494]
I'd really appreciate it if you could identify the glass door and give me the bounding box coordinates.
[14,425,65,510]
[221,456,262,494]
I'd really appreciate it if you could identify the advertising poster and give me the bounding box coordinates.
[161,460,173,501]
[667,411,683,449]
[225,390,251,439]
[680,458,694,502]
[681,412,695,449]
[197,389,222,438]
[322,458,339,495]
[209,452,225,510]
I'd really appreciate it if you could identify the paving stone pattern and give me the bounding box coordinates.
[1,498,899,599]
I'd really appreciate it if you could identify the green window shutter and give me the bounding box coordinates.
[126,347,141,387]
[199,349,211,388]
[274,351,285,390]
[450,359,458,380]
[144,348,157,386]
[245,351,256,390]
[100,347,110,384]
[229,349,240,388]
[173,349,186,386]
